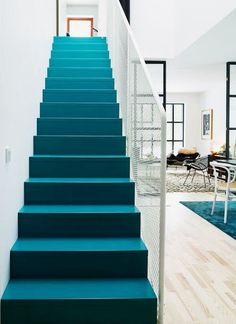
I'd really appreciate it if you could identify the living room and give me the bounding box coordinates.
[132,1,236,322]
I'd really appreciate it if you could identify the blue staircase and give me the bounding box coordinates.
[1,36,157,324]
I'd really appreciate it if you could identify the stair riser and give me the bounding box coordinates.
[43,90,116,103]
[53,43,108,50]
[40,103,119,118]
[37,119,122,136]
[1,299,157,324]
[24,182,135,205]
[48,68,112,78]
[11,251,147,278]
[54,37,107,43]
[51,50,109,59]
[45,78,114,90]
[18,213,140,238]
[34,136,126,155]
[49,59,111,68]
[29,158,129,178]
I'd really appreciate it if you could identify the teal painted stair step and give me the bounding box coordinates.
[51,50,109,59]
[43,89,116,103]
[53,43,108,51]
[48,67,112,77]
[18,205,140,238]
[10,238,147,278]
[45,77,114,89]
[34,135,126,155]
[29,156,129,178]
[24,178,135,205]
[49,58,111,68]
[1,278,157,324]
[1,35,157,324]
[54,36,107,43]
[37,118,122,135]
[40,102,119,118]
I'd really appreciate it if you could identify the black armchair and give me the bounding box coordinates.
[167,152,200,167]
[183,156,211,187]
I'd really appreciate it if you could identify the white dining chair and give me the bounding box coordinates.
[211,161,236,223]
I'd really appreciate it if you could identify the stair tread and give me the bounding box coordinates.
[31,155,128,158]
[2,278,156,300]
[12,238,146,251]
[26,178,133,183]
[41,102,118,105]
[46,77,113,80]
[35,135,124,137]
[19,204,139,214]
[38,118,120,120]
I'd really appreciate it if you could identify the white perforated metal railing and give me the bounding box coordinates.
[106,1,166,323]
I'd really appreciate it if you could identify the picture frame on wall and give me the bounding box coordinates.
[201,109,213,140]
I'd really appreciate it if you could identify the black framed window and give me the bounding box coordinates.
[226,62,236,159]
[166,103,185,154]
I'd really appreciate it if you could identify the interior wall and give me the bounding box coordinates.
[148,62,227,156]
[199,82,226,156]
[59,0,107,36]
[0,0,56,300]
[174,0,236,55]
[67,4,98,27]
[130,0,174,59]
[167,93,201,154]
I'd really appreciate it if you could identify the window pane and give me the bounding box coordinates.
[174,104,183,122]
[166,105,172,121]
[174,142,183,154]
[229,130,236,158]
[167,123,173,141]
[230,65,236,95]
[167,142,173,154]
[174,123,183,141]
[230,98,236,128]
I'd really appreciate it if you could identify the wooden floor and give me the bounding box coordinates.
[164,192,236,324]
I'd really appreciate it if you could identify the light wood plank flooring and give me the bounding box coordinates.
[164,192,236,324]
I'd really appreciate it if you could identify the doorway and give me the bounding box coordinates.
[67,17,94,37]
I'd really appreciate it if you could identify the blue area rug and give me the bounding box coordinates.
[180,201,236,240]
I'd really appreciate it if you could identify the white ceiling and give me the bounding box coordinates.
[169,8,236,68]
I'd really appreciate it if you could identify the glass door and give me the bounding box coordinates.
[226,62,236,158]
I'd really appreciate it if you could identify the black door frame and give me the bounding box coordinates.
[226,61,236,159]
[119,0,130,23]
[145,60,167,110]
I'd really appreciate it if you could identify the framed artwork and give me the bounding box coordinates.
[201,109,213,140]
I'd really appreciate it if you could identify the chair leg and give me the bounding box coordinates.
[184,170,191,185]
[191,170,196,183]
[224,189,229,224]
[203,171,206,188]
[208,174,211,185]
[211,192,217,215]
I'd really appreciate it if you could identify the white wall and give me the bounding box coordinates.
[174,0,236,55]
[148,62,226,156]
[131,0,174,59]
[59,0,107,36]
[167,93,201,154]
[131,0,236,59]
[0,0,56,300]
[199,81,226,156]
